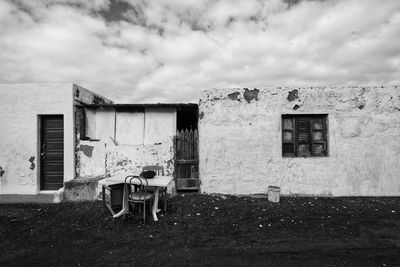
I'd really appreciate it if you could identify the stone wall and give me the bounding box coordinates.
[199,86,400,196]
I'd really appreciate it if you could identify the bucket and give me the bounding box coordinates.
[267,186,281,203]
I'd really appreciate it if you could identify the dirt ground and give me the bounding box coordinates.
[1,194,400,266]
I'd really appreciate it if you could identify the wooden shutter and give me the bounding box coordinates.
[296,117,311,157]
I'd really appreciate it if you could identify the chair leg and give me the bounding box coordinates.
[163,195,167,211]
[143,201,146,224]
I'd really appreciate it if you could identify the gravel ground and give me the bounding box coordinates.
[1,194,400,266]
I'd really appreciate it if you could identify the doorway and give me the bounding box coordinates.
[175,106,199,191]
[40,115,64,190]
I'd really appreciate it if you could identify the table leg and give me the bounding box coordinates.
[152,187,161,222]
[113,184,129,218]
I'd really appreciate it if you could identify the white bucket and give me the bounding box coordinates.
[268,186,281,203]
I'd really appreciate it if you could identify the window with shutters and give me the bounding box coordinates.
[282,114,328,157]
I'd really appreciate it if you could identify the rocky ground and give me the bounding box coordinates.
[1,194,399,266]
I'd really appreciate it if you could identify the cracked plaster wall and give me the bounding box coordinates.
[0,83,76,194]
[77,107,176,192]
[199,86,400,196]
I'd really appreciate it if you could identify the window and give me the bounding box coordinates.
[75,106,86,140]
[282,114,328,157]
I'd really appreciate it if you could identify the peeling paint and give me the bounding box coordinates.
[243,88,259,103]
[293,104,300,110]
[92,95,106,105]
[0,167,4,177]
[80,145,94,157]
[116,159,132,166]
[287,89,299,101]
[29,157,35,170]
[166,159,174,175]
[227,91,240,101]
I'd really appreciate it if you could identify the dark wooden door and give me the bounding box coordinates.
[40,115,64,190]
[175,129,199,190]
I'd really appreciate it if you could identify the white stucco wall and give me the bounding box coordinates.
[199,86,400,196]
[94,108,116,141]
[144,107,176,145]
[0,83,75,194]
[116,111,144,145]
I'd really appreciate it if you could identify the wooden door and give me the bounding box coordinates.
[175,129,199,190]
[40,115,64,190]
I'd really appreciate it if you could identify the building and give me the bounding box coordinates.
[74,102,199,197]
[199,86,400,196]
[0,84,399,201]
[0,83,113,201]
[0,83,198,201]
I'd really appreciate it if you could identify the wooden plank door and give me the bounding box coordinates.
[40,115,64,190]
[175,129,199,190]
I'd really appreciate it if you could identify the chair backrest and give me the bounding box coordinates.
[142,165,164,176]
[125,175,148,201]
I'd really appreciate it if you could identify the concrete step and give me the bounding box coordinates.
[0,190,64,204]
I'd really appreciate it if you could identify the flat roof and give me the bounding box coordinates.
[83,103,198,109]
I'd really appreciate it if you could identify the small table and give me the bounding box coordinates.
[105,173,173,222]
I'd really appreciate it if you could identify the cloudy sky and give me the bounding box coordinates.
[0,0,399,103]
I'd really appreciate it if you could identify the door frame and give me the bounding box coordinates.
[175,106,199,191]
[38,114,64,191]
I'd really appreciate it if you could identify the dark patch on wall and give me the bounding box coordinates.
[116,159,132,166]
[227,91,240,101]
[358,104,365,109]
[293,104,300,110]
[0,167,4,177]
[243,88,259,103]
[29,157,35,170]
[80,145,94,157]
[75,88,80,98]
[199,112,204,120]
[287,89,298,101]
[166,159,174,175]
[92,95,106,105]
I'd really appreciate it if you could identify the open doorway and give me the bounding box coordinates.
[175,105,199,191]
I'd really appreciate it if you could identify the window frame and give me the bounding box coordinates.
[281,114,329,158]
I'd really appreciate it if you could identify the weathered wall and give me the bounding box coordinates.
[199,86,400,196]
[77,107,177,192]
[0,83,75,194]
[73,84,113,106]
[77,140,107,178]
[106,142,175,177]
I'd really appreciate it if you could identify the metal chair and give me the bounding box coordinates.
[125,175,154,224]
[142,165,168,211]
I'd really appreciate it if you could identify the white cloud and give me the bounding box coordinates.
[0,0,399,103]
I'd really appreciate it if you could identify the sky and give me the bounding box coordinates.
[0,0,399,103]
